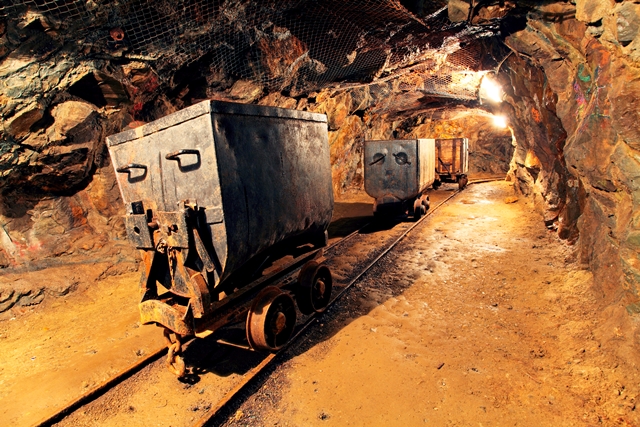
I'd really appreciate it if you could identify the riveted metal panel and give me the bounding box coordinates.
[210,105,333,279]
[124,214,153,249]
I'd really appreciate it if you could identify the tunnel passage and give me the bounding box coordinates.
[0,1,639,326]
[2,2,640,426]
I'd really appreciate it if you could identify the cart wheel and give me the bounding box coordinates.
[458,175,468,190]
[296,261,333,315]
[422,196,430,210]
[413,198,423,220]
[433,180,441,190]
[246,287,296,351]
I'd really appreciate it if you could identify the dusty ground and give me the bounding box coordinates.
[0,268,161,426]
[1,181,639,426]
[0,190,383,427]
[225,182,640,427]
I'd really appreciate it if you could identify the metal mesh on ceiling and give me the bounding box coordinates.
[0,0,498,99]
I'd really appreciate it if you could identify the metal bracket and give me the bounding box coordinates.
[157,211,189,249]
[124,214,154,248]
[204,206,224,224]
[139,300,193,336]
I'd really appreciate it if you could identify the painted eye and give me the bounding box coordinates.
[370,153,385,165]
[394,152,410,165]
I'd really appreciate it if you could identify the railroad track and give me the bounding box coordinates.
[35,178,499,427]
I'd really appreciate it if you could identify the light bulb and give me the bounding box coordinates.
[480,75,503,103]
[492,115,508,128]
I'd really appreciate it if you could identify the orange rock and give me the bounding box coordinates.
[504,196,519,204]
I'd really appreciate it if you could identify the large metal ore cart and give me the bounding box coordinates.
[435,138,469,189]
[107,101,334,374]
[364,139,435,219]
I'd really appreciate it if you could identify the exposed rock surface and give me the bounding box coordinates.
[1,0,639,325]
[497,1,640,310]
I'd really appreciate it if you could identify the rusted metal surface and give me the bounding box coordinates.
[163,329,186,377]
[364,139,436,216]
[246,287,297,351]
[435,138,469,184]
[106,100,333,344]
[296,260,333,315]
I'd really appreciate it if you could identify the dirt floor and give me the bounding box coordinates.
[0,268,161,426]
[225,182,640,427]
[1,181,639,426]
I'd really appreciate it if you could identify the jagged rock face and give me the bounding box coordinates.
[501,55,579,239]
[0,162,131,270]
[0,45,139,268]
[500,1,640,307]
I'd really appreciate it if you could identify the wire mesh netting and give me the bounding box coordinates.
[0,0,500,99]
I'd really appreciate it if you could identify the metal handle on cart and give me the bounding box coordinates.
[165,149,200,160]
[116,163,147,173]
[369,153,386,166]
[393,152,411,165]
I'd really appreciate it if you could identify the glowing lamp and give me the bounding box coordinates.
[479,75,503,103]
[492,115,508,128]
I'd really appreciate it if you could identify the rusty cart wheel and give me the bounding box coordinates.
[296,261,333,315]
[458,174,468,190]
[413,198,423,220]
[246,287,297,351]
[421,194,430,211]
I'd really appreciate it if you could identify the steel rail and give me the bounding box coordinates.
[30,219,365,427]
[34,177,503,427]
[33,347,167,427]
[193,178,505,426]
[30,220,365,427]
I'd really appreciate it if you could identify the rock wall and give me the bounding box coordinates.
[0,10,511,272]
[1,73,513,272]
[501,1,640,308]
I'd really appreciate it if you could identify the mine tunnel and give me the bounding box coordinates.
[1,0,639,425]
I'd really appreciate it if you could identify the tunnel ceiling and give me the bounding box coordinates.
[0,0,528,100]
